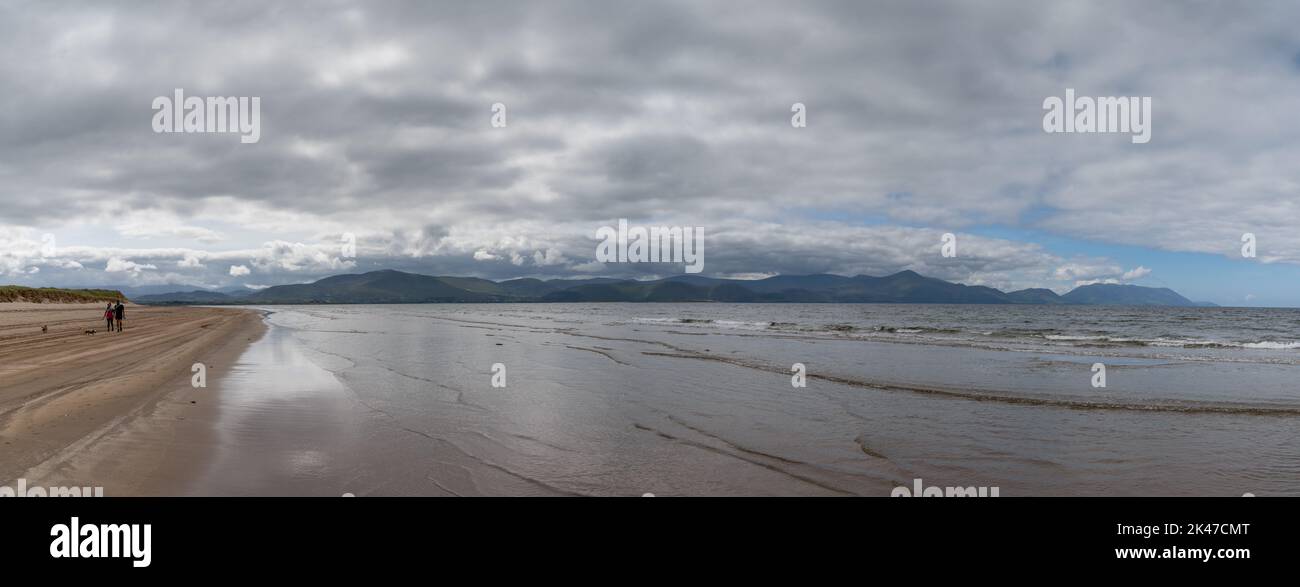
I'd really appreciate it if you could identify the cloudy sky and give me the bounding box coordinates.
[3,0,1300,305]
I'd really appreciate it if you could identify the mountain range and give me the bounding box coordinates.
[130,269,1212,306]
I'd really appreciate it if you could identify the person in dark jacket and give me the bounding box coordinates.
[114,301,125,332]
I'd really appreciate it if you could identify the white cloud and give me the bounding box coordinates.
[533,248,567,267]
[229,264,251,277]
[1074,278,1121,287]
[105,257,157,274]
[115,211,224,243]
[247,241,356,273]
[1121,266,1152,281]
[1054,262,1122,281]
[2,1,1298,304]
[1055,264,1151,288]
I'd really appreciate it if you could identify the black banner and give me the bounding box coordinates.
[1,497,1282,576]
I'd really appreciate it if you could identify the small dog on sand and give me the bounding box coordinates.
[84,329,96,335]
[42,325,48,333]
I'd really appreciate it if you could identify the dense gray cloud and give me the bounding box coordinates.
[1,0,1297,293]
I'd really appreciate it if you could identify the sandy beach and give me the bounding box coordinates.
[225,303,1298,497]
[0,302,264,494]
[4,300,1296,497]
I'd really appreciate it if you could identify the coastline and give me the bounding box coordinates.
[0,303,266,495]
[201,303,1298,496]
[4,301,1296,496]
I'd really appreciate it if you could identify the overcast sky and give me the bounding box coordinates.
[3,1,1299,305]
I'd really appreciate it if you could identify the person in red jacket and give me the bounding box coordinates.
[104,303,115,332]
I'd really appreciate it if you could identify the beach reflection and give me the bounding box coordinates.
[188,321,361,496]
[191,304,1300,496]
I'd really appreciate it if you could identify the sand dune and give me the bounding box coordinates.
[0,303,264,492]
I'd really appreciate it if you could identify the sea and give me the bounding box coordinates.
[189,303,1300,496]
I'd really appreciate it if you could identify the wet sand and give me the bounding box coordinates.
[0,303,264,495]
[231,304,1298,497]
[7,301,1294,497]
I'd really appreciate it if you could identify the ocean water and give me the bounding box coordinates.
[201,303,1300,496]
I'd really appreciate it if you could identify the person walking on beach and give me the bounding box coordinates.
[104,302,115,332]
[114,301,125,332]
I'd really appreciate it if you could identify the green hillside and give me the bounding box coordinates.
[0,286,127,303]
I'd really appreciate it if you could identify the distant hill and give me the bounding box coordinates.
[134,290,235,304]
[0,286,126,304]
[1060,283,1196,307]
[496,277,628,298]
[243,270,506,303]
[73,283,205,299]
[216,286,257,296]
[1006,288,1067,304]
[130,269,1203,307]
[534,270,1020,304]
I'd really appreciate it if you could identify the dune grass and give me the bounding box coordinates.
[0,286,127,303]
